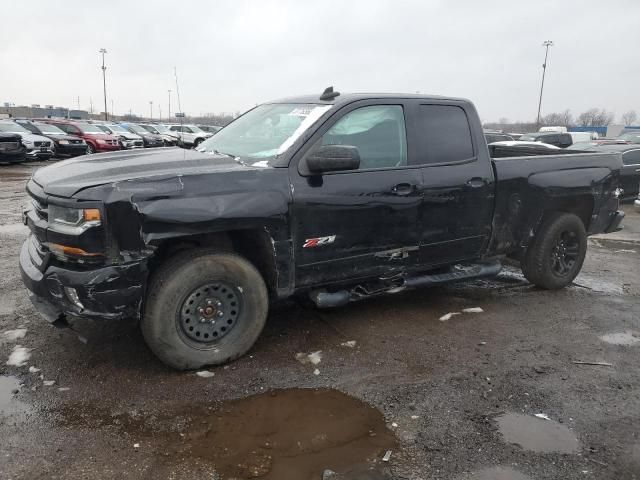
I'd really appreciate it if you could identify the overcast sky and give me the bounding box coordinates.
[1,0,639,122]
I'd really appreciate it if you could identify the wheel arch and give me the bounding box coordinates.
[149,228,280,300]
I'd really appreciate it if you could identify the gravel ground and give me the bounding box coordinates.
[1,162,639,480]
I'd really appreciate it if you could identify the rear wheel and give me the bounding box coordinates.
[521,212,587,289]
[141,249,269,370]
[193,138,204,148]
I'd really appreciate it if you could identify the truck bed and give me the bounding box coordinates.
[489,151,623,255]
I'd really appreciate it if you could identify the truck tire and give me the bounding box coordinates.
[141,249,268,370]
[521,212,587,290]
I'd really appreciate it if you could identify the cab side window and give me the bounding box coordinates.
[321,105,407,170]
[413,105,474,164]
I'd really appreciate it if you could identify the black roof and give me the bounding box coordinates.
[267,92,470,106]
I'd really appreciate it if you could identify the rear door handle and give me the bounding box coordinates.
[466,177,486,188]
[391,183,414,196]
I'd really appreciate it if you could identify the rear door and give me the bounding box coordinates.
[406,101,495,266]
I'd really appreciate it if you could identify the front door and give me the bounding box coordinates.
[289,101,423,288]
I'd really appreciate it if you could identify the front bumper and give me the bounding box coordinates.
[0,149,26,163]
[20,235,148,322]
[55,143,87,157]
[26,147,54,160]
[121,139,144,149]
[604,210,625,233]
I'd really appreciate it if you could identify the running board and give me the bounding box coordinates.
[309,261,502,308]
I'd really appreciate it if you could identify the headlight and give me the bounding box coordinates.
[48,205,101,233]
[23,140,33,146]
[58,140,69,145]
[96,139,107,145]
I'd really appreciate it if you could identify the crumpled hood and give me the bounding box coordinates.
[31,147,253,198]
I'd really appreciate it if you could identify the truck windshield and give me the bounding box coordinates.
[196,103,332,163]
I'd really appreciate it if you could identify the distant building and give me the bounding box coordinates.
[0,104,89,120]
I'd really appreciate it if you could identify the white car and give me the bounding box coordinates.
[0,121,55,160]
[95,124,144,149]
[166,124,213,147]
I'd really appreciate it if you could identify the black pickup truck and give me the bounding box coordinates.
[20,90,625,369]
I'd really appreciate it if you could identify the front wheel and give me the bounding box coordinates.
[86,143,95,154]
[141,249,269,370]
[521,212,587,289]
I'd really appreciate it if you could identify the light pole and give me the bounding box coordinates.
[149,101,153,120]
[167,89,171,119]
[100,48,108,121]
[536,40,554,127]
[159,104,162,121]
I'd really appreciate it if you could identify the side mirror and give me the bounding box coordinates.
[306,145,360,174]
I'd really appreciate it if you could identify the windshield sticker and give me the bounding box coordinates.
[277,105,332,155]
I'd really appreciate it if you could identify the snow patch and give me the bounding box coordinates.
[296,350,322,365]
[462,307,484,313]
[439,312,460,322]
[3,329,27,342]
[340,340,357,348]
[195,370,215,378]
[6,345,30,366]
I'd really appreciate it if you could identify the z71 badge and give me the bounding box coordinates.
[303,235,336,248]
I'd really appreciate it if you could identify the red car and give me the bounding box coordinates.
[35,119,121,154]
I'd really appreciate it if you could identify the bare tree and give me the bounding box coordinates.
[621,110,637,126]
[541,109,573,127]
[578,108,614,126]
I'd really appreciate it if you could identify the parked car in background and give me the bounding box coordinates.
[618,131,640,144]
[93,123,144,149]
[0,133,27,164]
[484,132,514,143]
[566,143,640,203]
[36,119,120,154]
[14,120,87,158]
[119,123,164,148]
[0,121,54,160]
[138,124,178,146]
[567,139,629,150]
[539,126,568,133]
[568,131,598,143]
[488,140,560,149]
[519,132,573,148]
[197,125,222,134]
[166,124,212,147]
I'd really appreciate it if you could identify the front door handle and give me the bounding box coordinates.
[466,177,486,188]
[391,183,414,196]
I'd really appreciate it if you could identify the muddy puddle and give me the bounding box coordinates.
[600,331,640,346]
[0,375,27,417]
[465,466,533,480]
[496,413,580,454]
[56,388,396,479]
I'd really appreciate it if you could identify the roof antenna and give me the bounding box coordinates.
[320,86,340,101]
